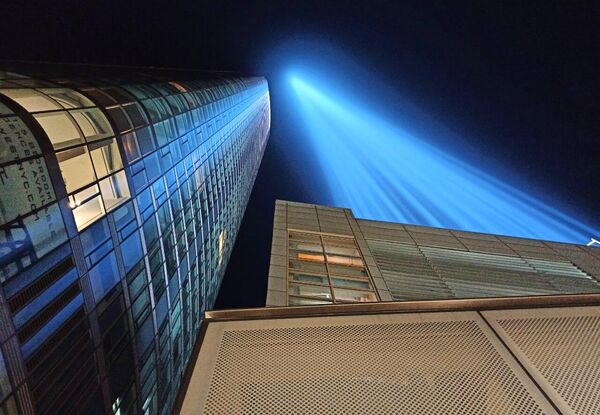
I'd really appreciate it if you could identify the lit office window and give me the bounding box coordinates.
[34,111,83,149]
[0,88,61,112]
[70,108,112,142]
[99,171,130,211]
[56,146,96,193]
[90,139,123,178]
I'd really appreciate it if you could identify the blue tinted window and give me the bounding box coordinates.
[21,293,83,358]
[136,314,154,357]
[121,231,143,273]
[89,252,120,303]
[13,267,78,329]
[155,293,168,327]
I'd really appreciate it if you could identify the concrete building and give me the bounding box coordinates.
[0,65,270,415]
[177,200,600,415]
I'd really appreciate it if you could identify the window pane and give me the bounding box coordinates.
[35,112,82,149]
[288,259,327,274]
[70,185,105,230]
[89,252,120,303]
[288,283,332,300]
[333,288,377,303]
[0,88,61,112]
[291,251,325,262]
[326,255,364,267]
[324,245,360,257]
[288,231,320,242]
[100,171,131,211]
[331,277,371,290]
[290,273,328,285]
[288,296,332,306]
[328,264,368,278]
[70,108,112,142]
[289,242,322,252]
[39,88,94,108]
[90,138,123,178]
[57,146,96,192]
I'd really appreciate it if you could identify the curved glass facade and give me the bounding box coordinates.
[0,67,270,414]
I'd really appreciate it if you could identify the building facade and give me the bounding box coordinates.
[0,66,270,415]
[176,200,600,414]
[267,200,600,306]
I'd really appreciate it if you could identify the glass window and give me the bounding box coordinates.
[89,252,120,303]
[24,203,68,259]
[333,288,377,303]
[292,251,325,262]
[100,171,130,211]
[288,296,332,306]
[328,264,368,278]
[39,88,94,108]
[324,245,360,257]
[34,112,83,149]
[289,242,322,252]
[288,283,332,300]
[70,185,105,230]
[123,102,148,128]
[326,255,363,267]
[70,108,112,142]
[106,106,132,133]
[331,277,372,290]
[0,350,12,401]
[0,88,61,112]
[57,146,96,192]
[290,273,328,285]
[90,138,123,178]
[121,231,143,274]
[121,131,141,162]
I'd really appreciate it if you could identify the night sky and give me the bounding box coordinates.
[3,1,599,308]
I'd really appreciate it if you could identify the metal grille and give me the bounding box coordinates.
[201,314,554,414]
[367,239,600,300]
[485,307,600,415]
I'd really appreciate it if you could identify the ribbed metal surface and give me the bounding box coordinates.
[189,312,557,415]
[367,240,600,300]
[484,306,600,415]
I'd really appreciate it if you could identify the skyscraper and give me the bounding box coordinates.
[0,65,270,414]
[177,200,600,414]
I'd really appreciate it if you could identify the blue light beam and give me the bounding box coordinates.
[290,75,599,243]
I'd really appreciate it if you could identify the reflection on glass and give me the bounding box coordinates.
[324,245,360,257]
[39,88,94,108]
[290,273,328,285]
[35,112,82,149]
[289,242,322,252]
[0,88,61,112]
[100,171,130,211]
[288,296,332,306]
[70,185,105,230]
[331,277,371,290]
[333,288,377,303]
[289,283,332,299]
[326,255,363,267]
[57,146,96,193]
[295,252,325,262]
[70,108,112,142]
[90,139,123,178]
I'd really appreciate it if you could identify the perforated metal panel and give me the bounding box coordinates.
[484,306,600,415]
[180,312,558,414]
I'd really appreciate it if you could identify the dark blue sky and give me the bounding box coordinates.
[3,1,599,308]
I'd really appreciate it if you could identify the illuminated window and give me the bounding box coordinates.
[296,252,325,262]
[0,88,61,112]
[326,255,363,267]
[70,108,112,142]
[99,171,130,211]
[57,146,96,193]
[34,112,83,149]
[39,88,94,108]
[218,230,226,266]
[90,139,123,178]
[70,185,105,230]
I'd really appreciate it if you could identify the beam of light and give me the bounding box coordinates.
[289,74,599,243]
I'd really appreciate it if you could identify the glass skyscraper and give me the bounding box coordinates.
[0,65,270,414]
